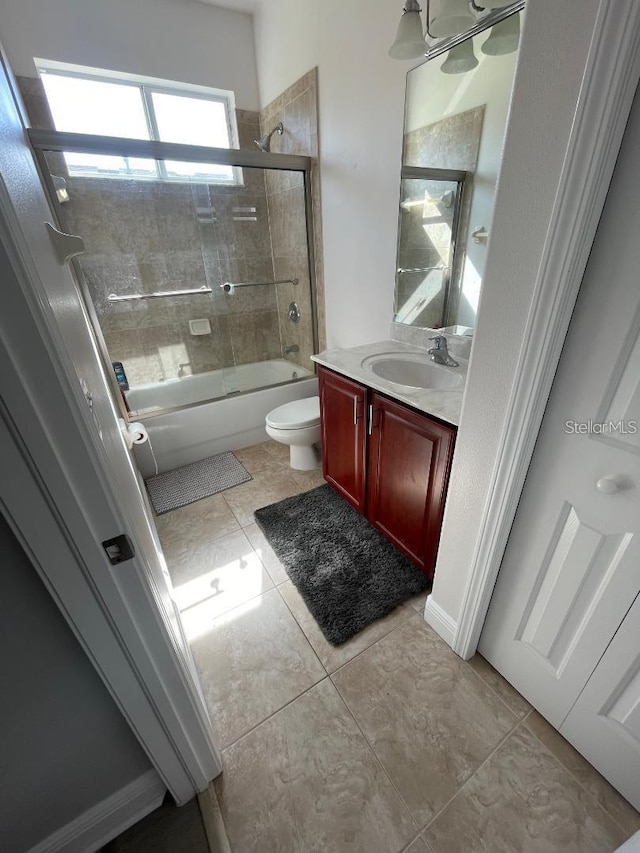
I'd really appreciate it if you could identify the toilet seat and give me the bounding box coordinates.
[266,396,320,430]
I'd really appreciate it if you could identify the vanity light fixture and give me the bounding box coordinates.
[389,0,524,62]
[389,0,481,60]
[481,13,520,55]
[388,0,427,60]
[441,39,479,73]
[429,0,475,38]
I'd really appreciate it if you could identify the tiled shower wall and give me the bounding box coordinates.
[59,144,281,386]
[260,68,324,367]
[19,74,323,387]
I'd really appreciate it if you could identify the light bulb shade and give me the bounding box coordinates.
[389,9,426,59]
[430,0,475,38]
[481,14,520,56]
[441,40,479,74]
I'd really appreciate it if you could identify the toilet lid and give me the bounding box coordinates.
[266,396,320,429]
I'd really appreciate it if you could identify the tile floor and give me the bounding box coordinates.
[154,440,640,853]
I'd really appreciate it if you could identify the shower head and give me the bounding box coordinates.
[254,122,283,153]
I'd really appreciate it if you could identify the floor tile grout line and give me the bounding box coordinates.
[169,528,276,623]
[420,709,533,838]
[329,677,422,835]
[462,657,532,723]
[522,716,637,838]
[202,586,327,750]
[275,579,421,677]
[220,673,331,753]
[273,581,330,677]
[326,610,417,679]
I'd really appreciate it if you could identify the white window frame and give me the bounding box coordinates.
[35,59,242,185]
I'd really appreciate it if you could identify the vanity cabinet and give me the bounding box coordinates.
[318,366,456,577]
[318,368,368,512]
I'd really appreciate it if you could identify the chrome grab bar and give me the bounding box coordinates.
[220,277,298,292]
[108,285,211,303]
[396,266,446,275]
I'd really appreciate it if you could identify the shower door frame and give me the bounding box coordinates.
[28,129,320,422]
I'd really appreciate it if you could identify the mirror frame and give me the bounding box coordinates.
[394,0,525,334]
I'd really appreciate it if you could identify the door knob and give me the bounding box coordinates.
[596,477,619,495]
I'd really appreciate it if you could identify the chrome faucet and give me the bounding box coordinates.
[177,362,190,378]
[428,335,459,367]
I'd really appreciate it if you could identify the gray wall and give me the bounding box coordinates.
[0,512,152,853]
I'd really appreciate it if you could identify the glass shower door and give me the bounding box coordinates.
[41,146,316,417]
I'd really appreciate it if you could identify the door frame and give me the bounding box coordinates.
[453,0,640,658]
[0,75,221,802]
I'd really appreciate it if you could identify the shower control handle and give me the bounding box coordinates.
[288,302,301,323]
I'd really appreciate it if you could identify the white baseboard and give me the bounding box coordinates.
[27,769,166,853]
[424,595,458,648]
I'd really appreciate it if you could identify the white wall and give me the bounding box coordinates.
[254,0,413,348]
[0,0,259,110]
[255,0,611,653]
[430,0,601,630]
[0,513,151,852]
[405,35,519,327]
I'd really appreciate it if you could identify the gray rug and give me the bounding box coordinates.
[254,484,430,645]
[146,451,251,514]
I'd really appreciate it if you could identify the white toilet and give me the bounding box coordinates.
[265,396,321,470]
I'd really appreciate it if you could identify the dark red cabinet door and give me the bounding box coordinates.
[318,367,367,512]
[366,393,455,577]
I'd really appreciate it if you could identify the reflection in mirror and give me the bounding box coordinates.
[395,7,522,333]
[396,167,464,328]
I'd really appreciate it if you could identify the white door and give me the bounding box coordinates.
[0,54,220,797]
[560,593,640,810]
[479,86,640,799]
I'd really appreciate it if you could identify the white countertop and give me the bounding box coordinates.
[311,339,467,427]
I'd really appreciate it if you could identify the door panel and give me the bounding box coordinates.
[318,367,367,512]
[367,393,455,576]
[479,90,640,786]
[560,594,640,810]
[0,55,220,795]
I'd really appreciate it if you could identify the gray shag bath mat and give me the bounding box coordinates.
[254,484,430,645]
[146,451,251,514]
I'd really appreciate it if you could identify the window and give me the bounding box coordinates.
[37,62,239,184]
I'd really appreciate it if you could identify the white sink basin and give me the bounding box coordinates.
[361,352,462,390]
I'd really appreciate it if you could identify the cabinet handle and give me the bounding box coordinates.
[368,404,374,435]
[353,397,358,425]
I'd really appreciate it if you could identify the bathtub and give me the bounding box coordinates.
[128,358,318,476]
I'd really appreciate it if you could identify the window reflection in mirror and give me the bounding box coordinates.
[395,8,521,334]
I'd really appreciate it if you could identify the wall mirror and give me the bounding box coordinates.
[395,3,523,334]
